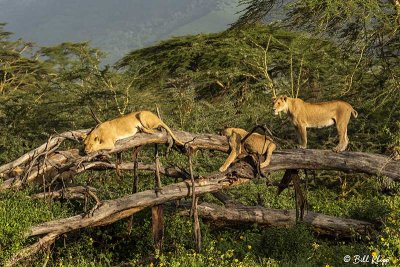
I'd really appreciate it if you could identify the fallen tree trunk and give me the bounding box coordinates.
[270,149,400,181]
[1,130,399,191]
[0,159,187,191]
[0,150,81,190]
[180,202,375,238]
[0,129,88,175]
[4,128,395,265]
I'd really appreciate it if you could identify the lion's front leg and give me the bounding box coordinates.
[260,143,276,168]
[219,133,241,172]
[296,125,307,149]
[99,138,116,151]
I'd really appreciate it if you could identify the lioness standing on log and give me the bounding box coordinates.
[219,127,276,172]
[272,96,358,152]
[83,111,183,154]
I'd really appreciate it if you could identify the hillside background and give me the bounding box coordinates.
[0,0,244,64]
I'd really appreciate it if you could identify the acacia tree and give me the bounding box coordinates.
[233,0,399,76]
[0,23,47,94]
[233,0,400,149]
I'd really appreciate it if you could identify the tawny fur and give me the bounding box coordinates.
[219,127,276,172]
[83,111,183,154]
[272,96,358,152]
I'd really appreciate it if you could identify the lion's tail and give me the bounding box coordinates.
[159,121,184,146]
[351,108,358,119]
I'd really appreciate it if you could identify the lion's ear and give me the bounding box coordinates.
[282,95,288,101]
[220,126,229,135]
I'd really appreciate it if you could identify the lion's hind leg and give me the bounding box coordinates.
[137,111,160,134]
[334,113,351,152]
[141,127,158,134]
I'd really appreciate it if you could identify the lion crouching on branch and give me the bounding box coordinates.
[272,96,358,152]
[219,127,276,172]
[83,110,183,154]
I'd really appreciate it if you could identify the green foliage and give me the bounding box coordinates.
[0,23,47,95]
[369,196,400,265]
[117,25,349,100]
[0,191,68,262]
[258,224,315,261]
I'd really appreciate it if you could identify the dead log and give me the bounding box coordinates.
[87,130,400,182]
[1,150,81,190]
[1,130,398,191]
[0,159,185,191]
[0,129,88,175]
[182,202,375,238]
[152,205,164,252]
[270,149,399,181]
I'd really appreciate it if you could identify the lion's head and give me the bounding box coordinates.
[220,126,234,137]
[272,95,288,115]
[83,128,102,154]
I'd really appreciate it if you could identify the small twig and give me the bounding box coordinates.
[127,146,142,234]
[88,107,102,124]
[187,146,201,252]
[84,187,103,217]
[154,144,162,196]
[188,148,196,217]
[295,55,304,98]
[343,44,366,95]
[290,51,294,97]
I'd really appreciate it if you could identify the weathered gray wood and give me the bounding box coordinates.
[1,129,398,190]
[269,149,399,181]
[188,202,374,238]
[3,128,397,266]
[0,150,81,190]
[20,153,378,241]
[0,129,88,175]
[5,143,390,266]
[152,205,164,251]
[0,159,185,191]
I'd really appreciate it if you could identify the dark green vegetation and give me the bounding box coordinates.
[1,1,400,265]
